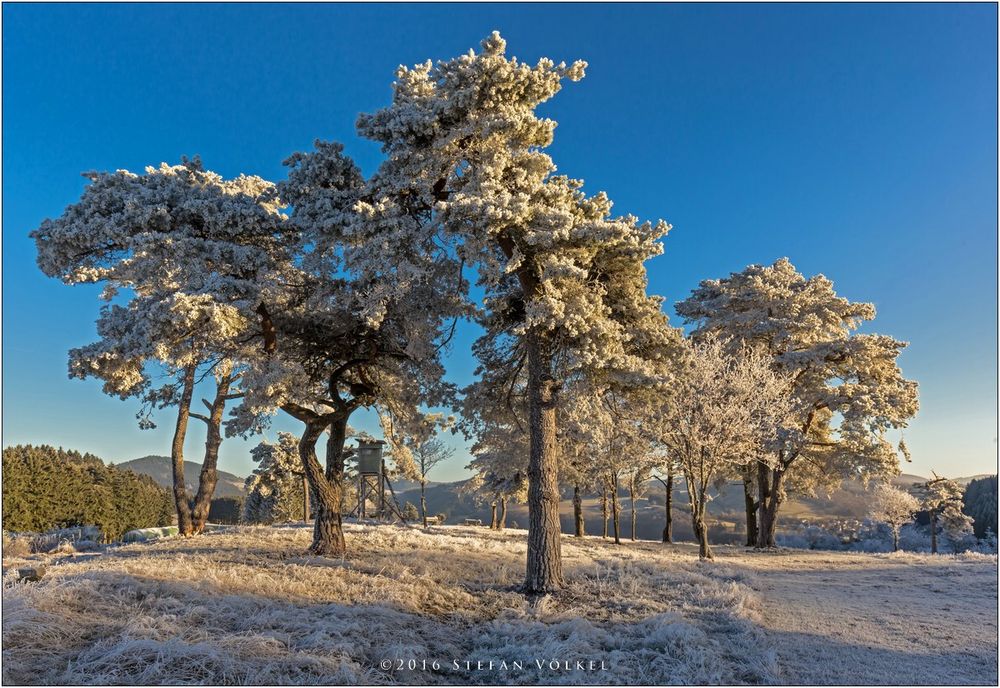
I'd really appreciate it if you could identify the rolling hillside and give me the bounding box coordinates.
[117,456,245,498]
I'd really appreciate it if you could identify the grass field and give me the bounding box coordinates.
[3,523,996,685]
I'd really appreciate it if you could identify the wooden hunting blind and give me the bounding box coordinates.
[349,439,408,523]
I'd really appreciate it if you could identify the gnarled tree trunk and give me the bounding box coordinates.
[292,416,346,557]
[523,329,563,593]
[171,364,197,536]
[498,496,507,530]
[490,500,498,530]
[573,484,585,537]
[191,373,235,534]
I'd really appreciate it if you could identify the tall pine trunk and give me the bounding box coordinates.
[523,329,563,593]
[742,470,758,547]
[601,487,609,539]
[662,473,673,543]
[420,480,428,528]
[611,472,621,545]
[191,373,234,534]
[171,364,197,536]
[628,477,637,541]
[573,484,585,537]
[302,474,310,523]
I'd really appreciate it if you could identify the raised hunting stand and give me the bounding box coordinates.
[350,440,407,523]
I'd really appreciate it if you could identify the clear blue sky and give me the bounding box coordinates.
[3,4,996,482]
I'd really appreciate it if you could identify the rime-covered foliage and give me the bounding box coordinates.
[396,436,456,528]
[352,32,675,589]
[242,432,311,525]
[31,158,282,397]
[2,445,173,541]
[249,140,461,555]
[676,258,919,547]
[653,338,793,559]
[353,31,674,392]
[918,475,976,553]
[868,483,919,552]
[30,159,283,535]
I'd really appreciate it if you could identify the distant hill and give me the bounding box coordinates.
[117,456,245,498]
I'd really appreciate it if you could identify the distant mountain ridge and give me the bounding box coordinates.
[117,455,245,498]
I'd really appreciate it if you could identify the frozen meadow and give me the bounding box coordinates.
[3,523,996,685]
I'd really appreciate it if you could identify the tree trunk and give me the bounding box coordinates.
[756,462,782,549]
[611,472,621,545]
[291,416,345,557]
[171,364,197,536]
[685,474,701,546]
[697,509,713,561]
[498,496,507,531]
[490,501,498,530]
[191,373,234,534]
[930,510,938,554]
[742,470,758,547]
[303,474,310,523]
[628,478,637,541]
[892,527,900,552]
[662,474,673,543]
[420,480,428,528]
[573,484,585,537]
[601,487,609,539]
[523,329,563,593]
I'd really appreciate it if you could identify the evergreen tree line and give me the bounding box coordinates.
[962,475,998,539]
[2,444,174,541]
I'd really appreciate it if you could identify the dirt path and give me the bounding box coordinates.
[722,549,998,685]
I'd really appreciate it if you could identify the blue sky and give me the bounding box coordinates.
[3,4,996,482]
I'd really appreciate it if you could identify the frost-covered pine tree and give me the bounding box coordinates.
[677,258,919,548]
[243,432,311,524]
[919,474,975,553]
[230,141,461,556]
[352,32,673,590]
[868,483,919,552]
[31,159,282,535]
